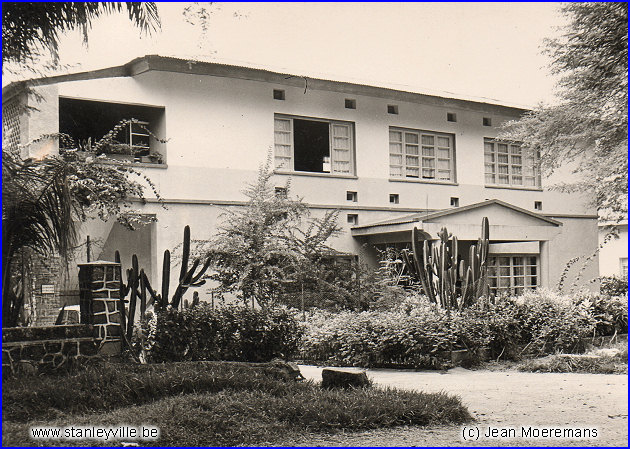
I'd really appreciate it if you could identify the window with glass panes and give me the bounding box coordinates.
[389,128,454,181]
[274,115,354,175]
[484,139,540,187]
[488,255,538,295]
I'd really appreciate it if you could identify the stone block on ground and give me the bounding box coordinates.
[268,359,305,381]
[321,368,370,389]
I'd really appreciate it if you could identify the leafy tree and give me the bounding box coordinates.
[206,157,343,308]
[500,3,627,221]
[2,2,160,67]
[2,126,163,327]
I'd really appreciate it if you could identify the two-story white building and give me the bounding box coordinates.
[3,55,599,316]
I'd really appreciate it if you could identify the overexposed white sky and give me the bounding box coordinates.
[5,2,566,107]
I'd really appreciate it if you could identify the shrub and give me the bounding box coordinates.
[300,304,456,369]
[454,300,522,359]
[148,305,304,363]
[300,289,623,368]
[514,289,595,355]
[600,275,628,296]
[573,291,628,336]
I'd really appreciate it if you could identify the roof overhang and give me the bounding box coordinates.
[352,199,562,244]
[3,55,529,115]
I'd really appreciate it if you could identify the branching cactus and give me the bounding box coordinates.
[141,225,211,310]
[462,217,490,305]
[402,217,491,310]
[116,226,212,341]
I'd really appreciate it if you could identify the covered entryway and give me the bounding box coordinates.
[351,199,562,291]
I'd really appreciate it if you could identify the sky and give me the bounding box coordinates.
[5,2,568,108]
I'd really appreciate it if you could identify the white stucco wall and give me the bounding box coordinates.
[16,66,599,294]
[599,224,628,277]
[51,70,593,215]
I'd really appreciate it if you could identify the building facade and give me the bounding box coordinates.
[599,220,628,278]
[3,55,600,307]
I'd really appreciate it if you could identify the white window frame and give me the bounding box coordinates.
[274,114,355,175]
[484,138,541,188]
[488,255,539,296]
[389,127,455,182]
[620,257,628,278]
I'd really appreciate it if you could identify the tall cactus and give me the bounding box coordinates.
[461,216,490,306]
[402,217,491,310]
[116,226,212,342]
[141,225,212,310]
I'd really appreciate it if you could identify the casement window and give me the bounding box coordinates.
[274,115,354,175]
[484,138,540,187]
[620,258,628,278]
[59,97,165,163]
[488,255,538,296]
[389,127,455,181]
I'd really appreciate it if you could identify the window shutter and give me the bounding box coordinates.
[274,118,293,170]
[331,123,352,174]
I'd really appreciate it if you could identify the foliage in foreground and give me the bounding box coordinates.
[1,361,292,422]
[2,362,471,447]
[300,290,628,369]
[600,275,629,297]
[143,305,304,363]
[3,3,159,69]
[2,127,163,327]
[205,157,343,308]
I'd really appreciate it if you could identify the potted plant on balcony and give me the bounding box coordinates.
[147,152,163,164]
[101,142,135,162]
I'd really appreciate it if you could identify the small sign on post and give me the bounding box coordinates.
[41,284,55,294]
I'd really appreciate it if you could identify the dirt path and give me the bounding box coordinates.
[291,365,628,447]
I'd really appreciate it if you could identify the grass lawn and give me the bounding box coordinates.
[3,361,471,446]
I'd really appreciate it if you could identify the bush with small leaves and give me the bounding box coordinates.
[148,305,304,363]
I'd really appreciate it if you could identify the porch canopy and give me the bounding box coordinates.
[351,199,562,245]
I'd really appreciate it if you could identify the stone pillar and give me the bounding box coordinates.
[78,261,122,354]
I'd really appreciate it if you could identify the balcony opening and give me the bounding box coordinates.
[59,97,165,163]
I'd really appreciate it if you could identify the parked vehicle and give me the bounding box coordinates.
[54,304,80,325]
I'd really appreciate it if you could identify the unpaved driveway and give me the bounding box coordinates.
[292,365,627,447]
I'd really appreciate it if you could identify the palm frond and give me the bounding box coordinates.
[3,2,160,65]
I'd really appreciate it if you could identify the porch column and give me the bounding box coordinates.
[78,261,123,354]
[539,240,550,289]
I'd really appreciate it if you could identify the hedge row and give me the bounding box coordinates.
[144,305,303,363]
[299,290,628,368]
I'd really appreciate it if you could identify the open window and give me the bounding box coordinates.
[274,114,355,175]
[59,97,166,163]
